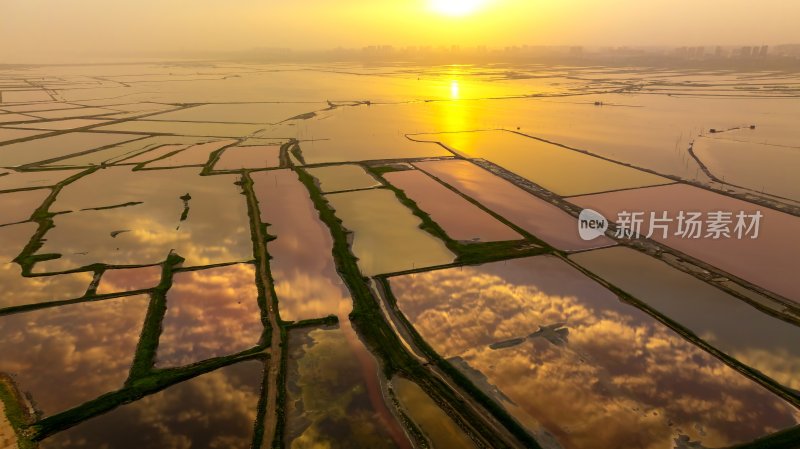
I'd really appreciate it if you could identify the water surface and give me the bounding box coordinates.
[34,167,252,272]
[415,160,615,251]
[384,169,522,242]
[0,294,148,416]
[392,377,477,449]
[0,132,141,167]
[251,169,352,321]
[97,120,267,138]
[0,223,93,309]
[96,265,162,295]
[326,189,455,275]
[285,325,409,449]
[0,169,83,191]
[415,130,670,196]
[157,264,263,367]
[146,140,236,167]
[213,145,281,170]
[0,189,49,224]
[570,183,800,303]
[389,256,799,449]
[41,360,263,448]
[306,164,381,192]
[693,136,799,200]
[148,102,326,124]
[571,246,800,390]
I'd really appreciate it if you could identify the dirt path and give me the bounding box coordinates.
[245,174,283,448]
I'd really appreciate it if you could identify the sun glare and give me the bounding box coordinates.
[430,0,486,17]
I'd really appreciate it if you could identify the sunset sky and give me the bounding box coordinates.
[2,0,799,63]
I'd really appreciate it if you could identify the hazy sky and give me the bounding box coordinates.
[2,0,799,63]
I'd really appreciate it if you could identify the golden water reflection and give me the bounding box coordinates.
[212,145,281,171]
[0,189,49,225]
[285,325,409,449]
[305,164,381,193]
[414,130,671,196]
[392,377,477,449]
[0,169,82,191]
[570,183,800,303]
[389,256,799,449]
[415,160,614,251]
[156,264,263,367]
[571,246,800,391]
[0,294,149,416]
[326,189,455,276]
[384,169,522,242]
[41,360,263,448]
[95,265,162,295]
[34,167,253,272]
[251,169,352,321]
[0,223,92,310]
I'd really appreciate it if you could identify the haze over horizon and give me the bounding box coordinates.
[2,0,799,64]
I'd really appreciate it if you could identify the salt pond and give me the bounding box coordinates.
[33,167,253,272]
[414,130,671,196]
[0,294,149,416]
[306,164,381,193]
[415,160,615,251]
[252,169,352,321]
[388,256,800,449]
[156,264,263,367]
[326,189,455,275]
[570,183,800,303]
[384,169,522,242]
[571,246,800,391]
[41,360,263,448]
[285,325,409,449]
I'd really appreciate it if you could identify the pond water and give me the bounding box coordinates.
[145,140,236,167]
[9,118,110,131]
[570,183,800,304]
[40,360,263,448]
[148,102,327,124]
[212,144,281,171]
[571,246,800,391]
[326,189,455,276]
[96,265,162,295]
[306,164,381,193]
[0,132,141,167]
[692,136,800,201]
[251,169,352,321]
[392,377,477,449]
[384,169,522,242]
[97,120,268,138]
[0,169,83,191]
[156,264,263,367]
[46,135,210,166]
[0,294,149,416]
[415,159,615,251]
[0,188,49,225]
[285,324,410,449]
[33,167,253,272]
[388,256,800,449]
[414,130,671,196]
[0,223,93,310]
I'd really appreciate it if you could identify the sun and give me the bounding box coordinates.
[430,0,486,17]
